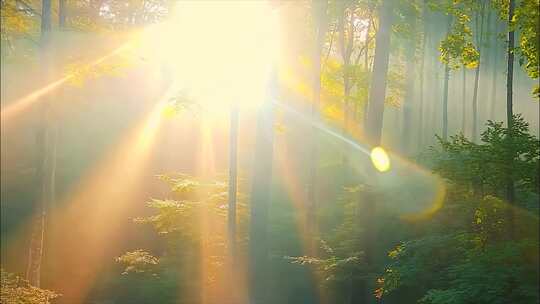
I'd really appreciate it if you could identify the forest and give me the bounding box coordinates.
[0,0,539,303]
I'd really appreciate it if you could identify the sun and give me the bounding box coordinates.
[136,1,281,112]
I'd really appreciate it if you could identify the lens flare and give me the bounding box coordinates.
[370,147,390,172]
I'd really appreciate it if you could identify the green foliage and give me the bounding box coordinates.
[422,115,539,197]
[393,0,421,40]
[514,0,540,96]
[379,234,538,304]
[128,173,241,243]
[287,240,364,284]
[0,269,59,304]
[0,1,37,35]
[116,173,248,302]
[432,0,481,69]
[116,250,159,275]
[0,0,39,57]
[377,118,540,303]
[492,0,540,96]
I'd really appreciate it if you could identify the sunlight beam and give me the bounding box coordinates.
[0,43,132,123]
[40,86,172,303]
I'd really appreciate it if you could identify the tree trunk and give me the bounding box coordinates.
[226,105,239,303]
[228,106,239,264]
[489,21,500,120]
[471,3,486,142]
[430,49,440,145]
[442,15,452,141]
[59,0,66,28]
[248,90,276,304]
[505,0,515,237]
[366,0,393,145]
[462,68,466,133]
[362,12,372,131]
[26,0,54,288]
[479,8,492,124]
[418,2,427,147]
[401,20,416,155]
[339,6,354,133]
[307,0,327,255]
[364,14,372,73]
[442,63,450,141]
[338,3,354,184]
[471,64,480,141]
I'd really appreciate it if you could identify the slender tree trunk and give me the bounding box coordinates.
[364,14,372,73]
[26,126,46,288]
[477,9,496,123]
[59,0,66,28]
[442,63,450,141]
[471,3,486,142]
[462,68,466,133]
[307,0,327,256]
[324,25,335,66]
[360,2,393,303]
[339,4,354,134]
[227,105,239,303]
[430,49,440,145]
[26,0,54,288]
[505,0,515,237]
[489,21,500,120]
[26,119,58,288]
[338,3,354,184]
[471,64,480,141]
[442,15,452,141]
[418,2,427,147]
[506,0,515,142]
[401,16,416,155]
[362,13,372,131]
[228,106,239,264]
[248,89,276,304]
[366,0,393,145]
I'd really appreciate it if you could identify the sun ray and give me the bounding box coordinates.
[38,87,172,302]
[273,134,330,304]
[197,117,217,178]
[0,43,132,123]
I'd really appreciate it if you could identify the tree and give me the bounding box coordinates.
[366,0,394,145]
[489,19,501,120]
[248,80,277,304]
[513,0,539,98]
[59,0,66,28]
[401,3,418,155]
[376,117,539,304]
[228,105,239,264]
[117,173,248,303]
[418,0,428,147]
[338,1,355,134]
[26,0,57,288]
[0,0,39,57]
[461,67,467,133]
[505,0,516,236]
[307,0,328,255]
[471,0,487,142]
[436,0,480,141]
[441,14,451,141]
